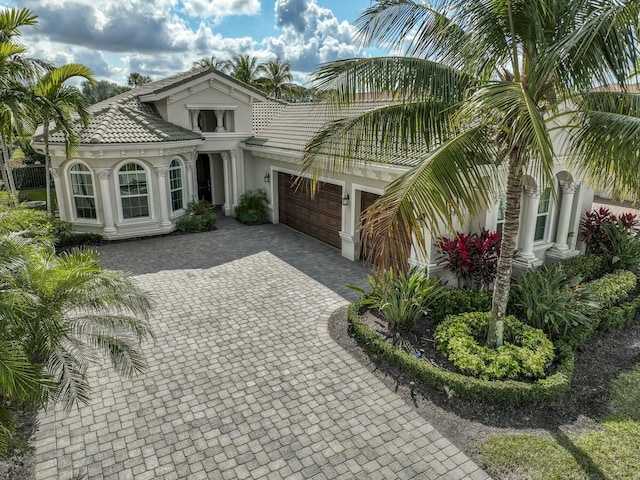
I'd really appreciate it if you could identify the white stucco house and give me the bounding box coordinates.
[32,67,593,273]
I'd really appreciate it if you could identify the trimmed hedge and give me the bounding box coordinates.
[558,254,603,282]
[587,270,637,309]
[348,302,574,403]
[430,288,492,323]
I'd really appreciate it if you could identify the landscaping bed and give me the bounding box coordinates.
[329,305,640,478]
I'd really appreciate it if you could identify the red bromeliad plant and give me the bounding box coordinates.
[437,228,501,290]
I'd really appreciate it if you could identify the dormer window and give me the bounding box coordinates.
[187,104,236,133]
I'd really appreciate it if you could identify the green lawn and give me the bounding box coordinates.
[479,366,640,480]
[18,188,56,210]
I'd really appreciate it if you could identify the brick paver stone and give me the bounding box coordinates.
[34,244,490,479]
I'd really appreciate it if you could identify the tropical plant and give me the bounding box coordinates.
[0,7,49,204]
[0,234,153,411]
[223,55,262,86]
[354,267,447,331]
[234,189,270,225]
[602,221,640,272]
[256,57,294,99]
[32,64,94,214]
[580,207,639,256]
[127,72,151,88]
[175,200,216,232]
[510,264,599,338]
[300,0,640,348]
[192,56,226,71]
[437,229,501,290]
[80,79,130,105]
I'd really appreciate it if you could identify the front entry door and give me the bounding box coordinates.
[196,154,212,202]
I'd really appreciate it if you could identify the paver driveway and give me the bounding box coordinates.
[34,220,490,479]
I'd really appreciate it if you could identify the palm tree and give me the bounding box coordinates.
[81,79,130,104]
[32,64,94,214]
[0,234,154,410]
[257,57,294,99]
[127,72,152,88]
[192,55,226,71]
[301,0,640,347]
[223,54,262,86]
[0,7,47,205]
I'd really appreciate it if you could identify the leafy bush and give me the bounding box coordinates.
[437,228,501,290]
[55,232,103,250]
[587,269,637,310]
[0,205,54,237]
[509,264,598,339]
[435,312,555,380]
[353,267,447,331]
[235,189,270,225]
[580,208,639,271]
[175,200,217,232]
[558,254,603,282]
[602,222,640,271]
[430,288,493,323]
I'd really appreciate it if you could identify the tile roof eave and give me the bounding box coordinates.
[32,138,204,150]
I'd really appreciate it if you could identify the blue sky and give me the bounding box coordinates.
[4,0,379,86]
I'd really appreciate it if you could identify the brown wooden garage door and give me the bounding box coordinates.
[278,173,342,249]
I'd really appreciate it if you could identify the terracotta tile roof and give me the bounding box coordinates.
[244,102,427,167]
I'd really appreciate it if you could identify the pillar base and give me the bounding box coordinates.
[512,255,543,276]
[546,248,581,262]
[340,231,357,261]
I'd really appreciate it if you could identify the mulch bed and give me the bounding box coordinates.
[328,306,640,465]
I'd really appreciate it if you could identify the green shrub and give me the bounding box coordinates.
[602,222,640,272]
[0,206,54,237]
[349,303,573,403]
[510,264,598,338]
[435,312,554,380]
[353,267,447,331]
[175,200,217,232]
[587,270,637,310]
[235,189,270,225]
[55,232,103,250]
[430,288,492,323]
[558,254,603,282]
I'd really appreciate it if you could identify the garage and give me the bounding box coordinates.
[278,173,342,249]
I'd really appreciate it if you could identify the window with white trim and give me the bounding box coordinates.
[169,159,183,211]
[118,163,149,219]
[534,188,551,241]
[69,163,96,219]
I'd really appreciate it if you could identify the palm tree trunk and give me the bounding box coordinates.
[43,123,52,215]
[0,138,18,205]
[487,154,523,348]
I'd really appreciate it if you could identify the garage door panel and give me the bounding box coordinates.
[278,173,342,249]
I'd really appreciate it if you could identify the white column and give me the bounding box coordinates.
[155,167,172,228]
[97,168,116,234]
[49,167,67,220]
[554,181,579,251]
[190,110,201,132]
[518,186,540,262]
[230,150,239,206]
[214,110,226,132]
[221,152,232,215]
[185,159,195,202]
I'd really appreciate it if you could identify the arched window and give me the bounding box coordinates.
[118,163,149,219]
[534,188,551,241]
[69,163,96,219]
[169,159,184,211]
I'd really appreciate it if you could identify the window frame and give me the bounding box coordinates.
[168,158,185,214]
[67,161,98,223]
[115,161,154,222]
[534,187,551,242]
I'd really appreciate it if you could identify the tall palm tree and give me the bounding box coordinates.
[192,55,226,71]
[0,7,47,205]
[257,57,294,99]
[32,64,94,214]
[0,234,154,410]
[224,54,262,86]
[301,0,640,347]
[127,72,152,88]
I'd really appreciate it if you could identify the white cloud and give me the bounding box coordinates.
[182,0,260,20]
